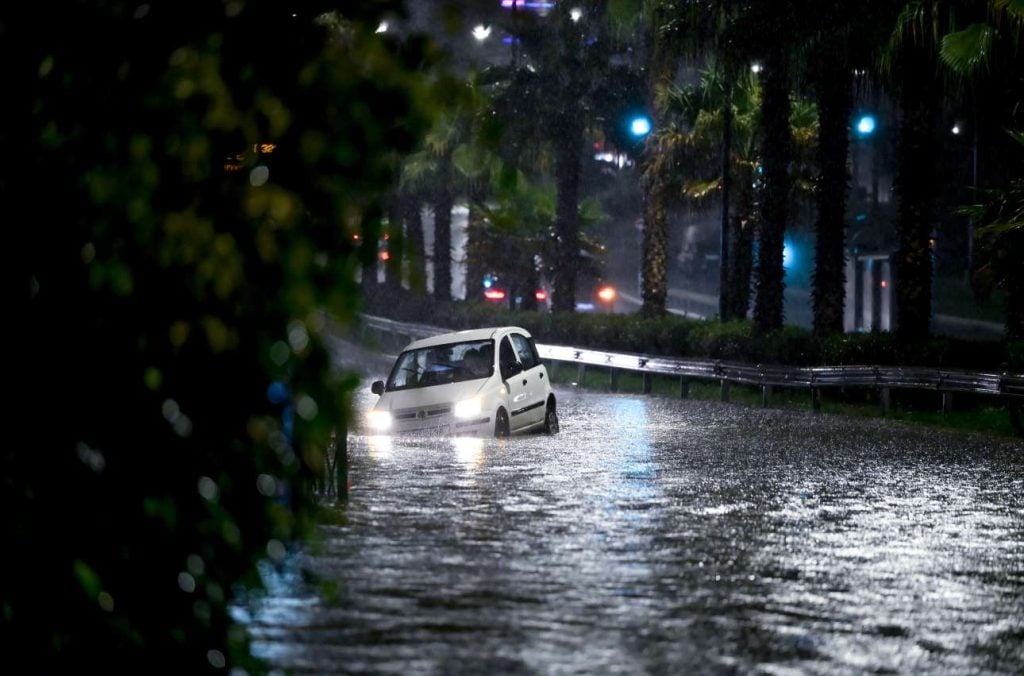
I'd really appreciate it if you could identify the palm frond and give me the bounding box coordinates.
[940,23,993,76]
[684,178,721,200]
[882,2,924,78]
[994,0,1024,20]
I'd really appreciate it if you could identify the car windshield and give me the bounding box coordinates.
[385,339,495,391]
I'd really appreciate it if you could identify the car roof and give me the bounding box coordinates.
[404,327,532,351]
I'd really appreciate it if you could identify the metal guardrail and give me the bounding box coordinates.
[358,314,1024,413]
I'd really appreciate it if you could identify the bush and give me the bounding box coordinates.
[363,290,1018,372]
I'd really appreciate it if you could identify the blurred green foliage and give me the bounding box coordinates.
[7,1,433,671]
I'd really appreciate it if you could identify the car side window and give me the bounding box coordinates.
[499,336,519,380]
[510,334,538,370]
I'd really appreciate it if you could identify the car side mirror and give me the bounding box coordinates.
[371,380,385,396]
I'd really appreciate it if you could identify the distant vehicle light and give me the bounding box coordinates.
[380,251,390,261]
[484,289,507,301]
[535,289,548,301]
[597,285,617,302]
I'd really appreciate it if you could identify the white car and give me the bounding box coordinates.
[366,327,558,437]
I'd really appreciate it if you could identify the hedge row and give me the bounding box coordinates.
[363,290,1022,372]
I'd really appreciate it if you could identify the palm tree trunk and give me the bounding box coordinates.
[812,50,853,337]
[727,173,755,320]
[464,201,487,304]
[894,33,939,342]
[402,194,426,293]
[552,116,582,313]
[384,195,404,292]
[719,69,734,321]
[641,180,669,318]
[754,45,792,333]
[433,192,453,303]
[430,150,455,302]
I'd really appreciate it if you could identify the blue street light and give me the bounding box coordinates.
[856,114,876,137]
[629,115,652,138]
[783,240,796,270]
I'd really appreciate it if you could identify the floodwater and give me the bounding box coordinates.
[238,371,1024,674]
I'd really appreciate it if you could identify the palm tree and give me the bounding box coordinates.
[653,68,817,321]
[627,0,736,319]
[962,154,1024,338]
[804,1,901,337]
[883,2,951,342]
[483,3,609,313]
[651,68,761,319]
[807,30,854,337]
[401,96,485,302]
[753,16,795,333]
[637,1,679,319]
[939,1,1024,338]
[472,176,607,310]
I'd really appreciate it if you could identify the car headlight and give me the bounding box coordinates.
[453,398,482,419]
[366,410,392,431]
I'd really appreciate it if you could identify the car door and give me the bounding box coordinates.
[498,335,531,431]
[509,332,547,426]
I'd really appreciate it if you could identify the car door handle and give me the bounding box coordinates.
[539,372,544,379]
[522,379,528,386]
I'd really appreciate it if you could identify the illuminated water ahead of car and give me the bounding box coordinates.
[239,351,1024,674]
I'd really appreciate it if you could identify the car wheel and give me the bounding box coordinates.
[543,401,559,435]
[494,408,510,438]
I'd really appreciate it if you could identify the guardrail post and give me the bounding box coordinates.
[811,387,821,413]
[762,385,772,407]
[880,387,891,415]
[679,376,690,399]
[720,380,730,402]
[576,363,586,385]
[548,360,560,382]
[609,368,620,392]
[642,372,653,394]
[940,391,953,413]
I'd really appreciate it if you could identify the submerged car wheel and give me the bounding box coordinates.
[494,408,510,438]
[543,401,559,434]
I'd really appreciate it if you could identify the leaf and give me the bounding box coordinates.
[995,0,1024,19]
[684,178,721,199]
[940,24,992,75]
[73,561,102,599]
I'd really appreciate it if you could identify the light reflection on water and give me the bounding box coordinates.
[240,388,1024,674]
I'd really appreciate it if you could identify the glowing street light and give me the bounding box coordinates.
[629,115,652,138]
[472,25,491,41]
[856,114,876,137]
[569,7,583,22]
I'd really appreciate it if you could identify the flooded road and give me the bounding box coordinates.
[240,347,1024,674]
